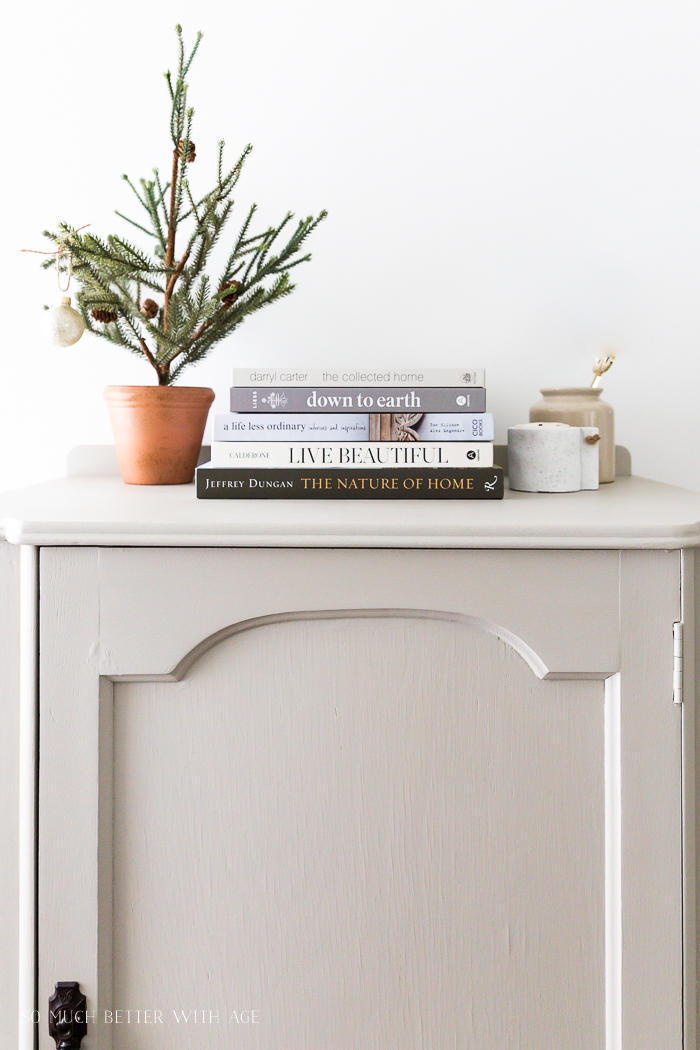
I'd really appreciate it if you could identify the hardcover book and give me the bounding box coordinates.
[229,387,487,413]
[213,413,496,442]
[401,413,495,440]
[196,466,504,500]
[210,441,494,468]
[232,368,485,387]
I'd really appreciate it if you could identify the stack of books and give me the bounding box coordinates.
[196,368,503,499]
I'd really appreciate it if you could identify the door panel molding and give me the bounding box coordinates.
[106,607,613,685]
[97,548,622,680]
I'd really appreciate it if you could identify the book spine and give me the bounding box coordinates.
[213,414,371,441]
[410,414,495,440]
[197,467,504,500]
[213,413,495,441]
[210,441,494,468]
[232,368,485,387]
[229,387,487,413]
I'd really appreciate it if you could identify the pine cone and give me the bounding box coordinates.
[141,298,159,319]
[177,140,196,163]
[91,308,118,324]
[220,280,242,307]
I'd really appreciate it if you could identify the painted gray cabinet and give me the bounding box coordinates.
[1,465,698,1050]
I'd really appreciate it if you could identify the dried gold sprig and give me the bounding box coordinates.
[591,354,615,388]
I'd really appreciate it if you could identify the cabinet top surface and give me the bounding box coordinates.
[2,470,700,548]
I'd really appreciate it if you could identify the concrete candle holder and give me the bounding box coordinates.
[508,422,600,492]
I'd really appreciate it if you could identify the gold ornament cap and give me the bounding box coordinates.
[61,296,72,305]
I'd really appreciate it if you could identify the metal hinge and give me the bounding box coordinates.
[673,622,683,705]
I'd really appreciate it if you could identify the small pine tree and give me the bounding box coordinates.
[42,26,327,386]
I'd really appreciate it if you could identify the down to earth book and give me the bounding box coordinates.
[210,441,495,468]
[232,368,486,387]
[196,466,504,500]
[229,387,487,413]
[213,413,496,441]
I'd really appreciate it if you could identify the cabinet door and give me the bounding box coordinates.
[36,548,682,1050]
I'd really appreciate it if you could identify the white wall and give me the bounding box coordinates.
[3,0,700,491]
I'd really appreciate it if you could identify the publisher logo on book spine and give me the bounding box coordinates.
[261,392,288,410]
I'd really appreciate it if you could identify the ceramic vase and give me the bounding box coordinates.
[529,387,614,482]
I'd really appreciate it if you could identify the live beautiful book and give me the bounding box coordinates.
[210,441,494,467]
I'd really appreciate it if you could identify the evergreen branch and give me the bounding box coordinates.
[175,24,185,77]
[183,179,200,225]
[268,253,312,273]
[195,274,210,312]
[141,181,168,252]
[217,140,225,192]
[115,211,154,238]
[163,250,190,330]
[138,337,158,370]
[112,276,146,317]
[170,74,187,146]
[64,230,166,279]
[115,318,153,360]
[122,174,148,212]
[218,205,261,279]
[153,170,169,209]
[188,230,211,277]
[107,235,161,272]
[149,170,170,248]
[165,149,179,269]
[164,251,190,297]
[174,110,194,222]
[181,29,203,79]
[219,143,253,199]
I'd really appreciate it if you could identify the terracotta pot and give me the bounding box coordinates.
[104,385,215,485]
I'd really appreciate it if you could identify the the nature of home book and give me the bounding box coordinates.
[210,441,495,468]
[213,413,495,441]
[232,368,485,387]
[196,466,504,500]
[229,387,487,413]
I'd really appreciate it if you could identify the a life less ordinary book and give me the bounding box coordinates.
[213,414,496,441]
[232,368,486,387]
[210,441,495,468]
[229,387,487,413]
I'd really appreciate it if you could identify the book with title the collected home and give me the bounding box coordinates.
[232,368,486,387]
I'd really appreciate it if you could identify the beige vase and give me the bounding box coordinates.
[104,385,215,485]
[529,387,615,483]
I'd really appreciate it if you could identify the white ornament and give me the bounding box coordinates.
[508,422,600,492]
[43,296,85,346]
